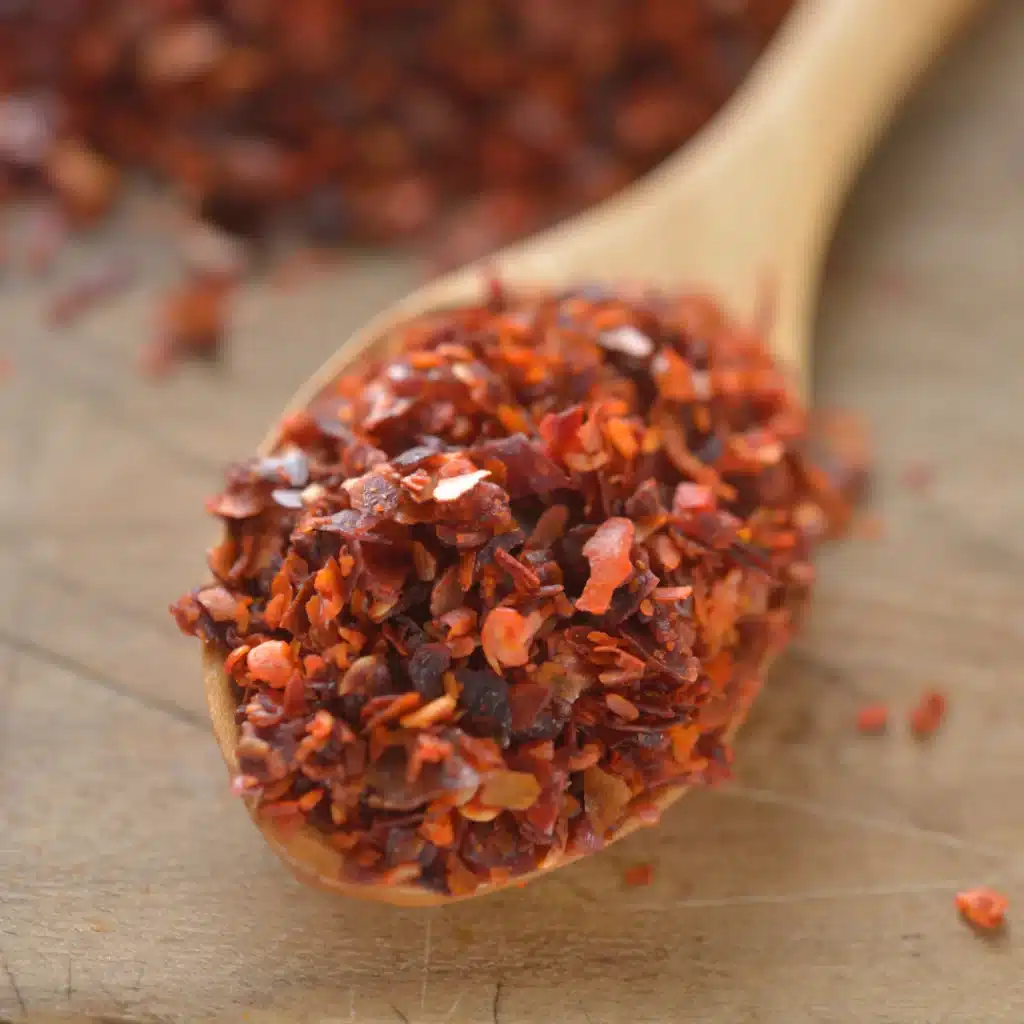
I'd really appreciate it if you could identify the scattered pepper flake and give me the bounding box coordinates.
[141,274,234,378]
[956,887,1008,932]
[855,703,889,734]
[624,863,655,887]
[909,689,947,738]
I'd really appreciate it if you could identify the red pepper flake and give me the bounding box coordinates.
[141,274,234,378]
[909,689,947,738]
[956,887,1008,932]
[605,693,640,721]
[0,3,800,367]
[577,518,635,615]
[246,641,295,688]
[481,607,533,670]
[174,281,848,898]
[624,863,655,887]
[855,703,889,734]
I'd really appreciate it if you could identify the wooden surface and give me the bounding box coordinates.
[2,2,1024,1020]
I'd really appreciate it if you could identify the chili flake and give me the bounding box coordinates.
[0,3,794,270]
[173,282,845,897]
[855,703,889,734]
[956,887,1008,932]
[909,689,947,738]
[624,863,655,887]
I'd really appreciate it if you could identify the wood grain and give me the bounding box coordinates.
[2,2,1024,1020]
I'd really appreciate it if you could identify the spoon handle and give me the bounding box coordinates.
[501,0,987,382]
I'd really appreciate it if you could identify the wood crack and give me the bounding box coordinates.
[0,626,205,730]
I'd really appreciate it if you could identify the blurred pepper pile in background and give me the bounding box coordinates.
[0,0,793,271]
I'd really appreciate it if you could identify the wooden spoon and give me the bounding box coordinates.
[204,0,985,906]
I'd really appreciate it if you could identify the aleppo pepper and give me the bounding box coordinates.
[173,282,846,897]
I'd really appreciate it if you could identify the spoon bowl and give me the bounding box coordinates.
[203,0,984,905]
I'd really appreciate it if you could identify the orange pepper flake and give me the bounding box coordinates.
[223,644,250,677]
[442,671,462,700]
[855,703,888,734]
[496,403,530,434]
[380,864,422,887]
[652,346,694,401]
[411,540,438,581]
[304,593,324,629]
[400,694,458,730]
[481,606,533,670]
[297,789,324,813]
[246,640,295,688]
[407,735,454,783]
[362,691,422,732]
[956,887,1008,932]
[263,592,289,631]
[604,418,639,460]
[605,693,640,721]
[303,654,327,677]
[337,626,366,650]
[307,710,335,740]
[567,743,603,771]
[478,769,542,810]
[909,689,947,738]
[624,863,655,887]
[419,813,456,848]
[576,517,635,615]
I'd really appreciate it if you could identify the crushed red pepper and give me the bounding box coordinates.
[172,282,848,897]
[855,703,889,735]
[909,689,947,738]
[0,2,793,268]
[140,273,236,377]
[956,887,1008,932]
[624,863,655,888]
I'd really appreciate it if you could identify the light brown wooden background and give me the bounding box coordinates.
[2,3,1023,1021]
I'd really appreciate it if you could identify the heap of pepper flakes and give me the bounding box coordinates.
[0,1,794,269]
[172,283,848,898]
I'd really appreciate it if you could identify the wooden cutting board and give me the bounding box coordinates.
[2,3,1023,1020]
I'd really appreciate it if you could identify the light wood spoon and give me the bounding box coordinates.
[204,0,985,905]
